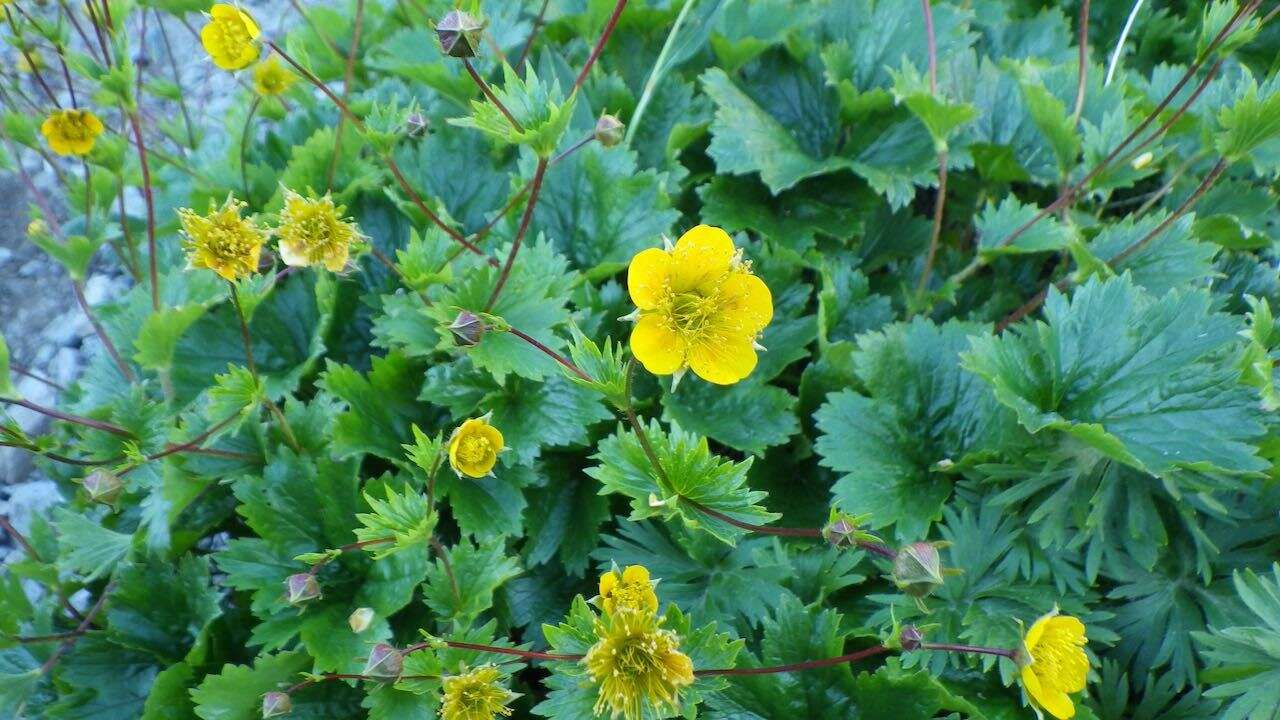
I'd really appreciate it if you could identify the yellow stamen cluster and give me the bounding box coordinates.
[40,109,104,157]
[627,225,772,385]
[598,565,658,616]
[439,665,516,720]
[200,4,261,71]
[276,189,361,271]
[178,196,267,282]
[1018,611,1090,719]
[252,56,296,96]
[447,417,504,478]
[584,609,694,720]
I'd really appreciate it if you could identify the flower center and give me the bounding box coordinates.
[458,435,491,465]
[1030,634,1087,689]
[661,290,720,337]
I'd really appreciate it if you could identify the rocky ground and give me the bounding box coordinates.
[1,1,289,556]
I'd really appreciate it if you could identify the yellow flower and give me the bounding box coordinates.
[440,665,517,720]
[584,610,694,720]
[252,56,295,96]
[200,3,261,71]
[1017,610,1090,719]
[40,109,104,157]
[626,225,772,385]
[448,417,504,478]
[276,189,361,271]
[178,196,267,281]
[598,565,658,616]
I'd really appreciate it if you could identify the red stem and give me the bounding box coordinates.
[405,639,583,662]
[127,112,160,311]
[573,0,628,91]
[464,58,523,132]
[508,325,591,382]
[73,281,134,382]
[40,581,115,675]
[696,645,890,676]
[485,158,548,311]
[921,642,1017,659]
[5,398,132,437]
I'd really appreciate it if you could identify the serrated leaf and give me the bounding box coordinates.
[423,537,521,624]
[52,508,132,582]
[354,483,436,559]
[450,64,575,157]
[191,651,311,720]
[976,196,1074,257]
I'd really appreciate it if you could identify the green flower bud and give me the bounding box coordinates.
[892,542,946,599]
[80,469,123,507]
[594,114,625,148]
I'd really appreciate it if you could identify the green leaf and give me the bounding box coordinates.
[0,334,17,400]
[963,276,1267,476]
[140,662,197,720]
[52,508,132,581]
[1215,83,1280,162]
[1086,213,1217,295]
[890,60,978,148]
[1019,76,1081,173]
[1195,563,1280,719]
[562,327,630,410]
[976,196,1074,258]
[422,536,521,624]
[854,660,984,720]
[586,419,780,544]
[320,352,429,460]
[191,651,311,720]
[701,67,853,193]
[354,483,437,559]
[133,305,209,371]
[662,378,799,456]
[28,233,104,283]
[106,556,222,663]
[450,64,575,157]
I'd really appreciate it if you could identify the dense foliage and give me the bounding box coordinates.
[2,0,1280,718]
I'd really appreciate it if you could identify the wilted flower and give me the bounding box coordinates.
[41,109,104,156]
[598,564,658,616]
[447,416,504,478]
[1016,610,1089,719]
[201,3,261,71]
[626,225,773,385]
[178,195,267,281]
[584,610,694,720]
[440,665,517,720]
[252,56,296,96]
[276,189,361,271]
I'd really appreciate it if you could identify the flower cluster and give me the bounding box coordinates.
[626,225,773,385]
[178,190,362,282]
[584,564,694,720]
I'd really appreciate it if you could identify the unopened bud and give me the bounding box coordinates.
[892,542,946,599]
[436,10,484,58]
[348,607,375,633]
[1131,151,1154,170]
[81,469,123,506]
[594,114,625,147]
[261,692,292,718]
[899,625,924,651]
[405,112,429,138]
[448,310,488,347]
[284,573,321,605]
[822,508,878,549]
[362,643,404,680]
[26,219,49,241]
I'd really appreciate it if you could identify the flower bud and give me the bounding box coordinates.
[348,607,375,633]
[284,573,321,605]
[594,114,625,148]
[26,219,50,242]
[80,469,123,507]
[898,625,924,651]
[261,691,292,718]
[405,112,429,139]
[821,508,878,549]
[892,542,946,599]
[448,310,488,347]
[436,10,484,58]
[1131,151,1154,170]
[362,643,404,680]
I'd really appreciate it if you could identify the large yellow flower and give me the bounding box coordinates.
[440,665,516,720]
[584,610,694,720]
[252,56,296,96]
[200,4,261,71]
[178,196,267,281]
[448,417,504,478]
[599,565,658,616]
[627,225,772,385]
[276,189,361,271]
[41,109,104,157]
[1017,610,1089,719]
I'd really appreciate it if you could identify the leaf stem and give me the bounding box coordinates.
[2,398,133,438]
[40,581,115,675]
[484,157,548,311]
[73,280,134,382]
[228,282,302,453]
[240,97,261,203]
[696,644,891,676]
[464,57,523,132]
[913,0,946,302]
[573,0,629,91]
[625,0,696,146]
[516,0,552,69]
[326,0,365,192]
[921,642,1017,659]
[404,639,583,662]
[1070,0,1091,127]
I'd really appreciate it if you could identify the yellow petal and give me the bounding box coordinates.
[688,335,757,385]
[1024,610,1055,651]
[670,225,734,294]
[621,565,650,585]
[1035,687,1076,720]
[631,315,685,376]
[479,424,504,452]
[628,247,672,310]
[719,271,773,334]
[1046,615,1087,642]
[599,570,618,599]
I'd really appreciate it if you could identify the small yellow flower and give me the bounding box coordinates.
[276,189,361,271]
[252,56,296,96]
[584,610,694,720]
[1016,610,1090,719]
[200,3,261,71]
[598,565,658,616]
[626,225,772,385]
[40,109,105,157]
[178,196,267,282]
[448,417,504,478]
[440,665,517,720]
